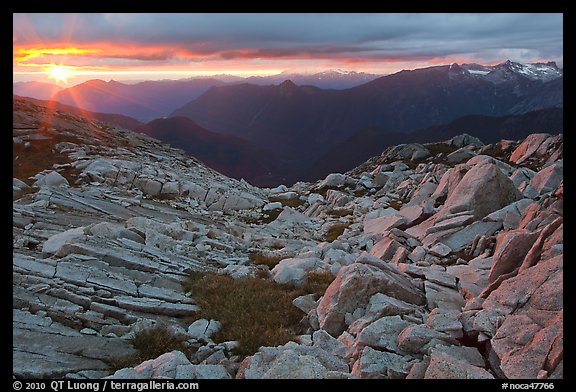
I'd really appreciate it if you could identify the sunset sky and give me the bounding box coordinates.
[13,13,563,86]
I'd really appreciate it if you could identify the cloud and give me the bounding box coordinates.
[13,13,563,71]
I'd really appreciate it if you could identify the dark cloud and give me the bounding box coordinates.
[13,13,563,65]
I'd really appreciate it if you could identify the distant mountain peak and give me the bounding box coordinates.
[279,79,298,90]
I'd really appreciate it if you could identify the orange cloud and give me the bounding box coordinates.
[15,47,101,62]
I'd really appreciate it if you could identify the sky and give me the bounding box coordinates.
[13,13,563,86]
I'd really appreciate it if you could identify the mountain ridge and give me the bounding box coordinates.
[171,60,562,169]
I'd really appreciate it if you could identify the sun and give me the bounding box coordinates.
[47,63,74,84]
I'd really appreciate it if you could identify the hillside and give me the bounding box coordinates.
[308,108,563,181]
[13,95,142,130]
[52,78,229,122]
[13,96,563,380]
[135,117,291,187]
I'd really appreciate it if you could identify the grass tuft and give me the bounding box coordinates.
[183,271,305,358]
[303,270,335,297]
[249,251,287,268]
[108,324,193,372]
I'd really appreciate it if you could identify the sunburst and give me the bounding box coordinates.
[47,63,74,84]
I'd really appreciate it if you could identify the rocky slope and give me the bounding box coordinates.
[13,97,562,379]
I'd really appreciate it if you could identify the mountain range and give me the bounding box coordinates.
[169,61,562,183]
[14,70,381,123]
[14,61,563,186]
[13,81,63,100]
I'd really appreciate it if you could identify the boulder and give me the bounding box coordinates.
[370,237,403,261]
[436,161,521,221]
[424,348,494,379]
[430,165,469,203]
[487,229,540,284]
[292,294,318,315]
[509,133,551,164]
[311,329,348,361]
[425,309,463,339]
[364,213,408,235]
[428,220,502,252]
[424,281,465,311]
[432,345,486,368]
[160,181,179,195]
[447,148,477,163]
[510,167,536,189]
[325,189,353,207]
[356,315,410,352]
[447,256,492,298]
[476,253,563,378]
[398,204,429,227]
[397,324,455,354]
[317,254,425,336]
[33,171,69,188]
[429,243,451,257]
[319,173,353,188]
[242,342,349,379]
[221,191,264,210]
[262,351,328,379]
[491,312,562,379]
[466,155,515,176]
[87,222,144,243]
[108,351,232,379]
[528,161,563,196]
[187,319,221,341]
[271,257,326,287]
[363,293,425,322]
[263,202,283,211]
[13,178,30,195]
[42,227,87,257]
[182,364,231,379]
[134,178,163,196]
[133,351,192,379]
[446,134,484,148]
[382,143,430,162]
[352,346,412,378]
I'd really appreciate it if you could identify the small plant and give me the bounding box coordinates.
[303,270,336,297]
[325,222,351,242]
[183,271,305,357]
[108,324,193,371]
[387,198,405,210]
[249,251,286,268]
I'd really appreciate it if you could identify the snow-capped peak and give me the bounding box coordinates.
[462,60,562,83]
